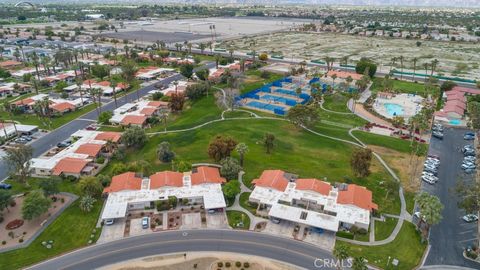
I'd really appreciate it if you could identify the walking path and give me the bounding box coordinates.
[145,86,410,246]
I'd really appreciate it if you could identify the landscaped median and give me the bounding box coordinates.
[0,200,102,270]
[337,222,426,270]
[226,210,250,230]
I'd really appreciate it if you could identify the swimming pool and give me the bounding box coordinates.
[384,103,404,116]
[449,119,461,125]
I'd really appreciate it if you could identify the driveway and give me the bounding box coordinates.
[422,127,478,268]
[97,218,126,244]
[206,212,228,229]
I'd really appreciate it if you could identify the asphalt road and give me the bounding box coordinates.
[28,230,337,270]
[422,127,478,269]
[0,63,215,181]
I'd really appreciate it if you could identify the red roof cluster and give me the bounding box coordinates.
[103,172,143,193]
[191,166,226,185]
[252,170,289,192]
[295,178,332,196]
[337,184,378,211]
[74,143,103,157]
[149,171,184,189]
[95,132,122,143]
[52,157,90,176]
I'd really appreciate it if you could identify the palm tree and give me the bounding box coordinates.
[423,63,430,83]
[173,80,179,94]
[228,47,234,59]
[430,59,439,77]
[110,80,118,108]
[121,59,138,100]
[415,192,443,239]
[27,70,39,92]
[89,87,102,116]
[412,57,418,81]
[199,43,206,55]
[352,257,367,270]
[239,58,246,73]
[214,54,221,69]
[390,56,397,72]
[333,244,350,270]
[331,74,338,89]
[31,52,41,80]
[399,55,404,80]
[345,76,353,91]
[235,143,249,167]
[158,107,169,132]
[1,102,17,134]
[75,77,84,105]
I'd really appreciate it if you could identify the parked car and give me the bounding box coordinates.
[461,164,476,170]
[464,134,475,140]
[462,214,478,223]
[271,218,281,224]
[105,219,114,226]
[0,183,12,189]
[21,135,32,141]
[422,178,436,185]
[86,124,98,131]
[464,168,476,174]
[57,140,72,148]
[142,217,149,229]
[432,131,444,139]
[207,209,216,214]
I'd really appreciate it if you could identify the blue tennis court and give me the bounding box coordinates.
[260,94,298,105]
[274,88,298,96]
[246,101,285,112]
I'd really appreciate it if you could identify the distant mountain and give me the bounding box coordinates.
[5,0,480,8]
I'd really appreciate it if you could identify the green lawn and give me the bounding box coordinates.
[404,191,416,215]
[323,93,352,113]
[239,192,257,215]
[375,217,398,241]
[223,110,255,118]
[0,200,102,270]
[5,177,79,195]
[370,78,437,97]
[352,131,428,154]
[146,94,222,133]
[104,118,400,215]
[226,210,250,230]
[0,103,97,130]
[338,222,426,270]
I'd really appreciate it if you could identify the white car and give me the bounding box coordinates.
[422,175,438,182]
[105,219,114,226]
[463,214,478,223]
[422,177,436,185]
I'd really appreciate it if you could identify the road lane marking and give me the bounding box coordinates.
[39,238,322,270]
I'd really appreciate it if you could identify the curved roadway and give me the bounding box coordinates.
[28,230,336,270]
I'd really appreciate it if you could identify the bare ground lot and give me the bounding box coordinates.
[100,252,297,270]
[100,31,211,43]
[221,31,480,80]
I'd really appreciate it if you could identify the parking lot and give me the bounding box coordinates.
[422,127,478,268]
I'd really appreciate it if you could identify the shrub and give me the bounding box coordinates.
[19,238,23,243]
[217,262,223,267]
[95,156,105,164]
[236,261,242,267]
[243,262,250,268]
[1,241,5,245]
[6,219,24,230]
[9,200,16,207]
[225,262,231,267]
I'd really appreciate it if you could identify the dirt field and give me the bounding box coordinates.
[100,252,298,270]
[221,31,480,80]
[369,145,424,193]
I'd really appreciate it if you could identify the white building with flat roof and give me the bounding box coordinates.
[101,166,227,220]
[249,170,378,232]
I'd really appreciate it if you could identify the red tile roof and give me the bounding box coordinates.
[120,115,147,125]
[103,172,142,193]
[149,171,184,189]
[147,101,168,107]
[191,166,226,185]
[50,102,76,113]
[52,157,90,176]
[140,107,157,116]
[337,184,378,211]
[252,170,289,192]
[295,178,332,196]
[95,132,122,143]
[74,143,103,157]
[0,60,22,68]
[13,98,34,106]
[451,86,480,95]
